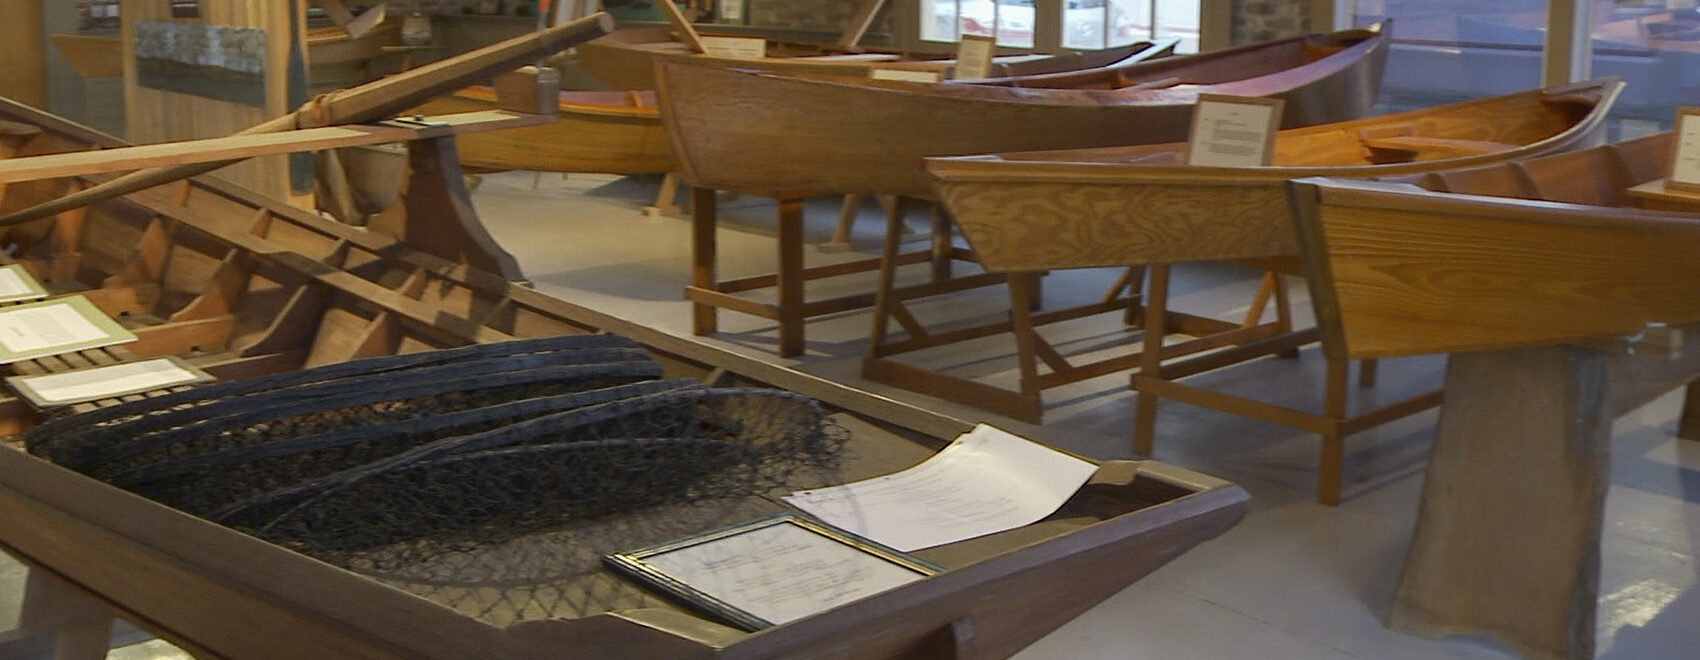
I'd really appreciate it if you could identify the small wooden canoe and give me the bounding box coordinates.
[928,77,1622,272]
[577,25,1172,89]
[657,23,1391,199]
[410,87,672,174]
[0,96,1249,659]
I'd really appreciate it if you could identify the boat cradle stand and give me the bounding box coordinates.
[861,197,1300,425]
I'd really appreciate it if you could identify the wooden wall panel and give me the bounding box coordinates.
[122,0,301,202]
[0,0,47,108]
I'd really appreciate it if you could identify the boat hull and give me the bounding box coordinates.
[411,88,672,174]
[929,78,1622,272]
[656,24,1391,199]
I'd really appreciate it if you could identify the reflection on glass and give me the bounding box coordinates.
[1592,0,1696,136]
[997,0,1036,48]
[1346,0,1547,110]
[921,0,960,41]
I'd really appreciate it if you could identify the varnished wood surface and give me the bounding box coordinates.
[930,78,1621,272]
[577,26,1167,90]
[0,89,1250,660]
[656,24,1389,199]
[1291,175,1700,359]
[409,88,673,174]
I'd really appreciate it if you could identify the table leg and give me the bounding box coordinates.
[776,198,806,357]
[690,187,717,336]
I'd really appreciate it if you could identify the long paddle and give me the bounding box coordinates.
[0,13,613,228]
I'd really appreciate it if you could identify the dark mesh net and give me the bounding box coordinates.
[26,335,849,587]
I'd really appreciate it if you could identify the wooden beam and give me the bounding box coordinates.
[0,111,553,184]
[657,0,707,54]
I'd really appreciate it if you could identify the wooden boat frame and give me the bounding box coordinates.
[0,97,1249,659]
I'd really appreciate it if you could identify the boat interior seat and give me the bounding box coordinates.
[0,119,42,159]
[1358,136,1520,164]
[1416,165,1535,201]
[1608,131,1675,188]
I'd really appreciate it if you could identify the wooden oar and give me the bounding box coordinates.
[0,13,613,228]
[319,0,388,39]
[657,0,707,54]
[835,0,888,51]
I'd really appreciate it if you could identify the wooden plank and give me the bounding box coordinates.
[0,0,46,108]
[0,111,552,184]
[834,0,888,50]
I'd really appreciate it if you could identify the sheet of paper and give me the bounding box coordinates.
[869,68,941,83]
[952,34,996,80]
[639,520,926,625]
[1188,99,1277,167]
[700,35,766,59]
[783,424,1099,551]
[1671,113,1700,186]
[0,296,137,364]
[9,357,209,406]
[0,265,48,303]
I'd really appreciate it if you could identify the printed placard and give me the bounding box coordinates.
[952,34,997,80]
[700,35,766,59]
[7,356,213,408]
[0,295,137,364]
[869,68,942,83]
[717,0,745,23]
[0,264,48,304]
[605,514,939,631]
[1665,107,1700,191]
[1186,94,1285,168]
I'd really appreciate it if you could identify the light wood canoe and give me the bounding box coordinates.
[928,77,1622,273]
[1286,137,1700,660]
[576,25,1173,90]
[410,87,672,174]
[657,23,1391,199]
[0,96,1249,659]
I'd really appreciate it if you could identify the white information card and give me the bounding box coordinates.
[783,424,1099,551]
[0,295,137,364]
[1667,108,1700,191]
[0,265,48,304]
[1186,93,1285,168]
[7,356,212,408]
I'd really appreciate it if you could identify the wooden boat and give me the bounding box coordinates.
[576,25,1172,90]
[409,87,672,174]
[0,97,1249,659]
[657,22,1391,199]
[923,76,1620,505]
[926,77,1623,272]
[1286,145,1700,659]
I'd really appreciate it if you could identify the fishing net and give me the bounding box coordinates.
[27,334,849,580]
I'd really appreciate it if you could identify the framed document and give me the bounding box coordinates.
[7,356,213,408]
[700,35,766,59]
[0,264,49,304]
[605,514,941,631]
[1666,107,1700,192]
[716,0,745,24]
[1185,94,1285,168]
[0,295,136,365]
[952,34,997,80]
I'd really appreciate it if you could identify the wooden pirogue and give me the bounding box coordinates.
[925,77,1624,503]
[1286,131,1697,659]
[576,26,1171,90]
[0,103,1249,660]
[657,22,1392,370]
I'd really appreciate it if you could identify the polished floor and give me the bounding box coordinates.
[2,171,1696,658]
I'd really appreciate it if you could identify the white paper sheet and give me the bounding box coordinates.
[640,520,926,625]
[0,265,47,303]
[1672,113,1700,186]
[700,36,766,59]
[12,358,203,405]
[1188,99,1276,167]
[0,302,112,353]
[783,424,1099,551]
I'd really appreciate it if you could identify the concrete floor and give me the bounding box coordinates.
[2,170,1696,658]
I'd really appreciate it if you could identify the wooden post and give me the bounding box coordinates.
[0,0,46,108]
[1390,345,1612,660]
[365,136,524,281]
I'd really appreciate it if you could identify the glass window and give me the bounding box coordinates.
[921,0,1036,48]
[1344,0,1548,112]
[1591,1,1693,137]
[1066,0,1199,52]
